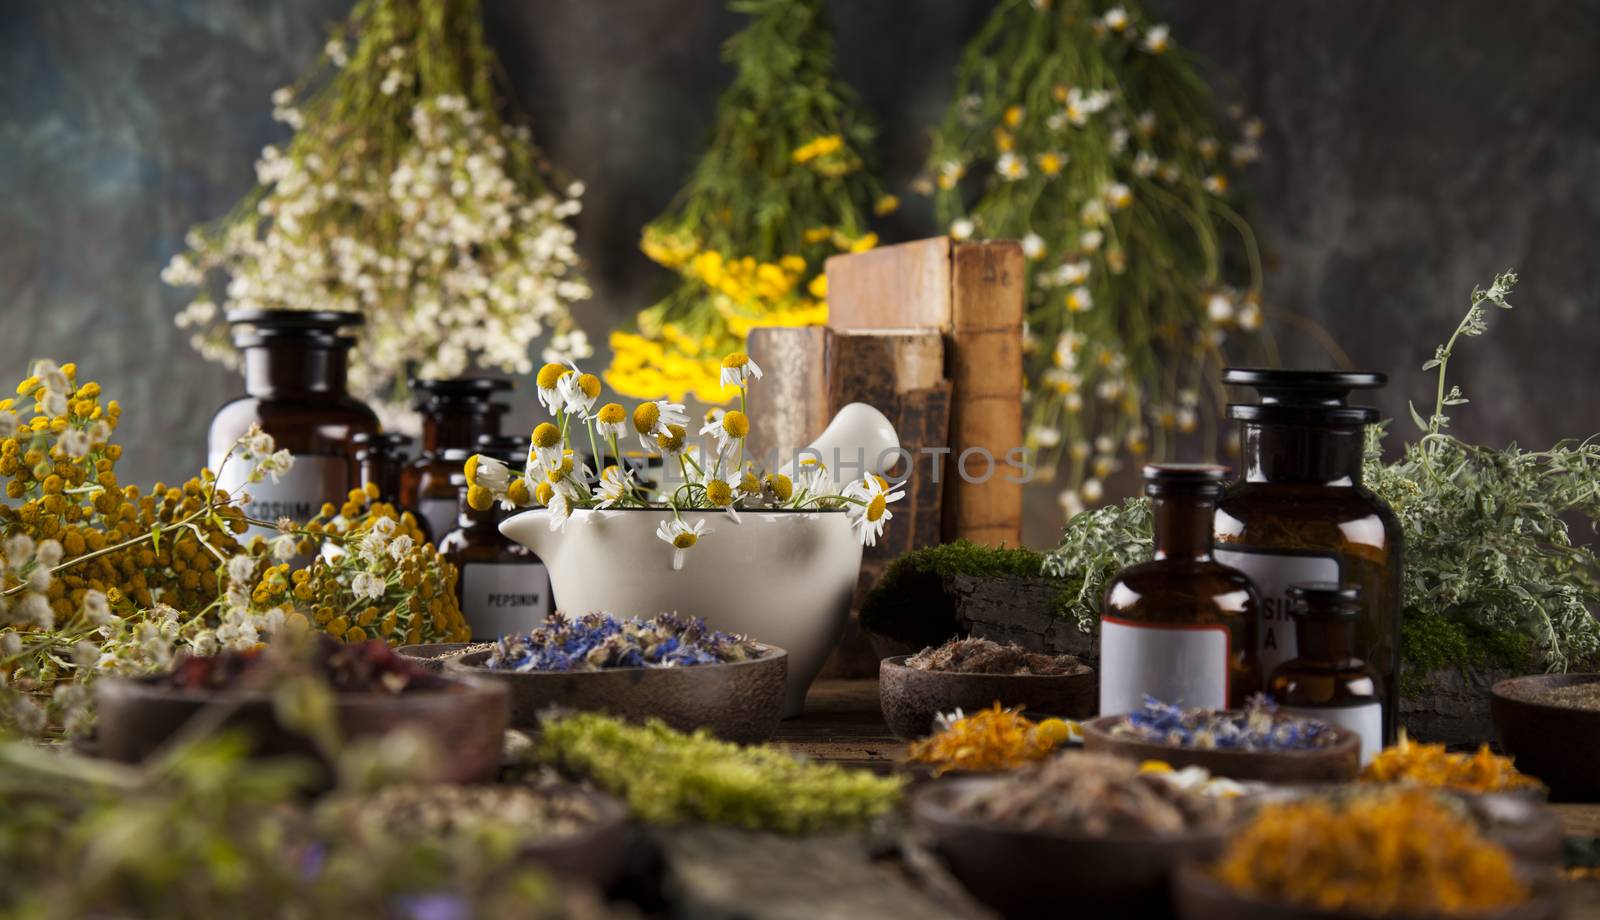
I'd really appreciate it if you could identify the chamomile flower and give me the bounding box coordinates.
[1102,6,1129,31]
[1142,24,1171,53]
[596,465,634,508]
[655,423,688,458]
[845,475,904,547]
[996,152,1029,181]
[762,472,794,504]
[949,218,975,241]
[1203,173,1229,196]
[720,352,763,389]
[704,478,740,523]
[531,422,565,472]
[1080,229,1104,252]
[536,362,572,416]
[465,454,511,499]
[1066,286,1093,313]
[1105,182,1133,210]
[633,399,688,452]
[559,371,602,416]
[704,409,751,456]
[593,402,627,440]
[656,517,709,571]
[1133,150,1160,177]
[1022,233,1047,260]
[546,488,572,532]
[1206,292,1235,323]
[1081,477,1105,504]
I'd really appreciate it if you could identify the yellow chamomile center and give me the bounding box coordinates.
[673,532,698,549]
[632,402,660,435]
[506,478,532,505]
[656,424,686,452]
[706,479,734,507]
[536,362,569,390]
[740,471,760,494]
[534,481,554,505]
[597,403,625,425]
[866,493,887,522]
[721,410,750,439]
[764,473,793,501]
[463,454,481,483]
[466,485,493,511]
[721,352,750,371]
[577,373,601,399]
[532,422,562,449]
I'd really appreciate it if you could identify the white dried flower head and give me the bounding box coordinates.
[34,540,63,569]
[0,631,19,657]
[3,534,36,567]
[0,411,15,439]
[226,555,257,585]
[387,534,414,561]
[81,590,115,627]
[271,534,298,560]
[351,571,385,601]
[19,594,52,629]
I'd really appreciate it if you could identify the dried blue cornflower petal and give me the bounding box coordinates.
[486,611,761,672]
[1111,696,1334,752]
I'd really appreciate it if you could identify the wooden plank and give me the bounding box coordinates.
[655,826,972,920]
[944,241,1024,548]
[825,237,953,331]
[775,679,905,773]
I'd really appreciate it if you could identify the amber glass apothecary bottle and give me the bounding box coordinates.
[352,431,425,540]
[400,378,510,545]
[1268,583,1384,765]
[1100,464,1262,715]
[1213,369,1402,742]
[208,310,377,535]
[437,435,552,640]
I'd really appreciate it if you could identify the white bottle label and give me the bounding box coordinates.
[1283,702,1383,765]
[461,562,551,641]
[1099,618,1230,716]
[419,497,459,544]
[1214,548,1340,678]
[210,453,347,539]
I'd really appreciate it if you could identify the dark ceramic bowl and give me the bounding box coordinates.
[1081,713,1361,784]
[516,786,633,887]
[911,776,1231,917]
[1173,860,1563,920]
[445,645,787,744]
[879,655,1096,740]
[1491,673,1600,800]
[395,642,478,674]
[95,674,509,784]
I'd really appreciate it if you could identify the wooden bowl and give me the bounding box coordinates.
[1173,860,1564,920]
[1081,713,1361,784]
[95,674,509,784]
[395,642,478,674]
[1491,673,1600,800]
[445,645,787,743]
[878,655,1095,740]
[910,776,1230,917]
[513,785,634,887]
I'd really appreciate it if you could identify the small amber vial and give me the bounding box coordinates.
[437,435,551,640]
[400,377,511,545]
[1100,464,1262,715]
[351,432,425,542]
[1267,583,1384,764]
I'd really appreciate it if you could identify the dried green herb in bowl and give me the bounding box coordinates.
[906,637,1085,676]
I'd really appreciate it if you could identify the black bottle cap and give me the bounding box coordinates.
[1287,582,1362,617]
[1142,463,1230,498]
[1224,368,1385,426]
[410,377,513,399]
[351,432,414,455]
[226,309,363,348]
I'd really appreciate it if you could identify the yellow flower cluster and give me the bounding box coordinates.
[249,487,468,646]
[1359,733,1544,794]
[1214,791,1527,915]
[906,704,1077,775]
[0,363,250,618]
[791,133,844,164]
[611,230,872,401]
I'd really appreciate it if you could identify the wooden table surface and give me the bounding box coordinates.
[775,679,1600,918]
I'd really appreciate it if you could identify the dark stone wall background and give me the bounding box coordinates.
[3,0,1597,547]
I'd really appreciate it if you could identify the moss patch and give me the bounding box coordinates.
[859,541,1047,648]
[1400,610,1535,696]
